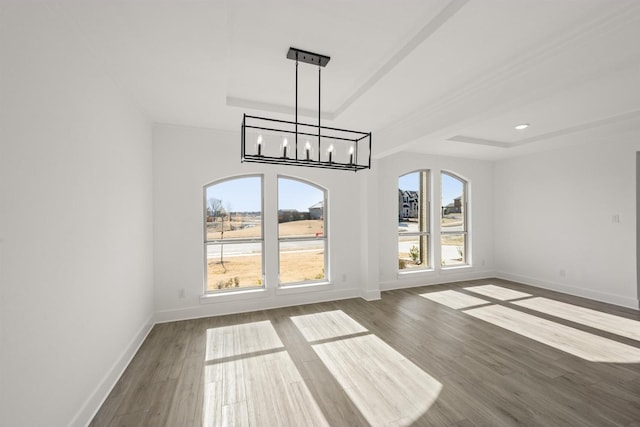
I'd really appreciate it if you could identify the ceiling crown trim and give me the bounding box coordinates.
[225,0,468,119]
[513,109,640,147]
[447,135,510,148]
[374,2,640,158]
[332,0,469,117]
[226,96,336,120]
[446,109,640,153]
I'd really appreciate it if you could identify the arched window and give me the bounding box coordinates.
[278,176,327,284]
[441,172,467,266]
[204,176,263,292]
[398,170,430,271]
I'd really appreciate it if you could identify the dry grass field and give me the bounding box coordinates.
[207,217,464,289]
[441,234,464,245]
[207,255,262,290]
[206,219,325,291]
[206,250,325,290]
[206,218,323,240]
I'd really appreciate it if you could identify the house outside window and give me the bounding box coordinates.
[398,170,430,271]
[441,172,468,266]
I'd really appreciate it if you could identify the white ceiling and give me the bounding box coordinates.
[55,0,640,161]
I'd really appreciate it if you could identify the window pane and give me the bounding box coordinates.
[279,240,325,284]
[398,171,428,232]
[441,234,466,266]
[398,234,429,270]
[205,177,262,241]
[206,242,263,291]
[399,171,429,273]
[278,178,325,238]
[441,173,464,231]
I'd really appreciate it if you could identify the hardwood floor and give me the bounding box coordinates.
[90,278,640,427]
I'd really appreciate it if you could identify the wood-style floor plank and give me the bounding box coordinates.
[463,284,533,300]
[464,304,640,363]
[419,289,490,309]
[513,296,640,341]
[90,278,640,427]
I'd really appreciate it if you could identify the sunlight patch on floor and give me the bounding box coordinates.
[292,310,442,427]
[205,320,284,360]
[464,284,532,300]
[512,297,640,342]
[420,289,490,309]
[290,309,368,341]
[465,305,640,363]
[203,321,329,427]
[313,335,442,427]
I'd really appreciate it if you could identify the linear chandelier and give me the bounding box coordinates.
[241,47,371,172]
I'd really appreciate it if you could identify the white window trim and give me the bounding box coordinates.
[398,170,431,274]
[440,171,470,269]
[202,174,265,295]
[200,287,268,304]
[277,175,329,287]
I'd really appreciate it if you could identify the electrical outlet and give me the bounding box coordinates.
[559,269,566,278]
[178,288,185,298]
[342,274,347,282]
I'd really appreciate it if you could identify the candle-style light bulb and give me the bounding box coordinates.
[305,141,311,161]
[328,144,334,163]
[282,138,288,158]
[349,145,354,164]
[257,135,263,156]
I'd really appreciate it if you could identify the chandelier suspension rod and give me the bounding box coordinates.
[318,65,321,162]
[295,52,299,160]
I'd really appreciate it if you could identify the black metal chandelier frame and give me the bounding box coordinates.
[241,47,371,172]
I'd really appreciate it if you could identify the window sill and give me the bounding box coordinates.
[200,287,267,304]
[440,264,471,272]
[398,268,435,277]
[276,281,332,296]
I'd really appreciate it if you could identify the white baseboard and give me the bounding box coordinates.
[361,289,381,301]
[380,269,496,291]
[154,288,361,323]
[70,315,154,427]
[496,271,640,310]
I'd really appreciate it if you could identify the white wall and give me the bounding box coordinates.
[153,124,366,321]
[153,126,500,316]
[376,152,495,290]
[0,4,154,426]
[1,5,637,427]
[494,130,640,309]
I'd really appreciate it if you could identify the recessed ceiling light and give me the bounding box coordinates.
[514,123,529,130]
